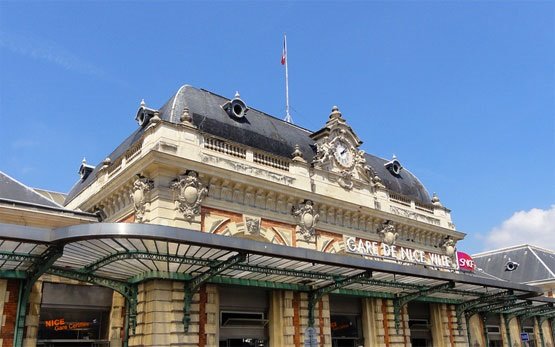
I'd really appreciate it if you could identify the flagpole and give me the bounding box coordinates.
[284,34,292,123]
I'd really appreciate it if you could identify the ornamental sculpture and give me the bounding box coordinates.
[130,175,153,223]
[292,200,319,241]
[171,171,208,221]
[441,237,457,257]
[377,220,398,246]
[243,215,261,236]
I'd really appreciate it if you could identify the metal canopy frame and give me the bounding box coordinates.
[0,223,550,347]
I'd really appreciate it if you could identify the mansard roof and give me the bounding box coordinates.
[473,245,555,285]
[65,85,431,204]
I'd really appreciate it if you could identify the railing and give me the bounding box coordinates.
[389,192,411,206]
[204,137,246,159]
[415,201,434,213]
[253,152,290,171]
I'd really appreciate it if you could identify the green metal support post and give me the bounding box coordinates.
[536,316,545,347]
[13,245,63,347]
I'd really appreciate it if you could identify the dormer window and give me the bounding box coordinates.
[385,156,403,176]
[135,99,158,127]
[78,158,95,181]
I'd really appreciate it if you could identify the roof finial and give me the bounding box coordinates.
[432,192,442,206]
[235,91,241,98]
[82,157,87,165]
[140,99,146,107]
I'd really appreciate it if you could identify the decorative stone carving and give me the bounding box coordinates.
[431,192,442,207]
[441,237,457,257]
[171,171,208,221]
[377,221,398,246]
[310,107,371,189]
[243,215,261,236]
[292,200,319,241]
[291,144,305,162]
[338,170,354,190]
[130,175,153,223]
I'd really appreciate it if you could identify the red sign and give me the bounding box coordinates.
[457,252,476,272]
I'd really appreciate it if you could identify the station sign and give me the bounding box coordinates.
[456,251,476,272]
[520,332,529,341]
[344,236,457,270]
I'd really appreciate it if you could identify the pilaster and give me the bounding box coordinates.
[109,292,125,347]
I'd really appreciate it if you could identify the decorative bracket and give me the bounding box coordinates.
[48,267,139,335]
[183,252,247,332]
[14,245,63,347]
[308,271,371,327]
[393,281,455,332]
[465,298,518,317]
[455,290,513,333]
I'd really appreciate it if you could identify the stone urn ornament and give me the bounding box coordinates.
[377,221,398,246]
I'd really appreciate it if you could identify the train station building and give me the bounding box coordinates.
[0,85,553,347]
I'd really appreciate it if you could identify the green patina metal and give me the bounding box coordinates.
[519,304,555,321]
[183,253,246,332]
[456,290,513,333]
[506,303,554,324]
[0,270,27,279]
[465,298,518,317]
[14,245,63,347]
[490,300,532,314]
[0,251,40,263]
[393,281,455,332]
[308,271,372,327]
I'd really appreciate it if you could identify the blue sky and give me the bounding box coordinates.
[1,1,553,254]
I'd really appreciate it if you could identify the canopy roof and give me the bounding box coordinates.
[0,223,552,308]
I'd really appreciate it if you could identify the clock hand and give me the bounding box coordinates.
[341,149,347,155]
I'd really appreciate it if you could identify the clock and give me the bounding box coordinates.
[333,140,354,168]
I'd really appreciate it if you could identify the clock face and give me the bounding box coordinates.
[334,141,354,168]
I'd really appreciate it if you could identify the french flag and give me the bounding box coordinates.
[281,36,287,65]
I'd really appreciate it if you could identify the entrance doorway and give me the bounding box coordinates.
[408,302,433,347]
[219,286,269,347]
[330,295,364,347]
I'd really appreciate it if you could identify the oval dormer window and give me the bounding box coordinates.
[385,157,403,176]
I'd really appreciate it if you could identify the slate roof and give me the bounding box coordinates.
[65,85,432,205]
[473,245,555,285]
[0,171,62,208]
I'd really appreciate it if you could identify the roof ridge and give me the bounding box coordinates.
[528,246,555,279]
[0,171,63,208]
[473,244,529,257]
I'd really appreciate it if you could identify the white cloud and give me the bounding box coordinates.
[484,205,555,250]
[0,32,105,77]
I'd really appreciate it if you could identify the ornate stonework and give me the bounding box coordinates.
[390,205,441,226]
[171,171,208,221]
[243,215,261,236]
[377,221,398,246]
[441,237,457,257]
[292,200,319,242]
[130,175,153,223]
